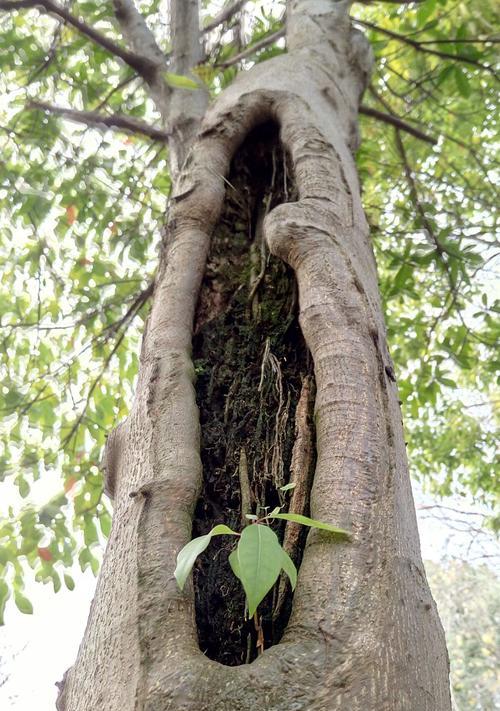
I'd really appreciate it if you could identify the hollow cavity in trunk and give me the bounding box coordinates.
[192,122,315,666]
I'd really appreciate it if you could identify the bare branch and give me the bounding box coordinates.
[359,105,437,145]
[61,282,153,449]
[417,37,500,45]
[202,0,247,34]
[27,100,170,141]
[94,73,137,111]
[111,0,171,123]
[356,19,498,76]
[0,0,157,76]
[356,1,426,4]
[112,0,166,66]
[217,27,285,68]
[419,504,487,518]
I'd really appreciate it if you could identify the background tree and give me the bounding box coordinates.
[0,0,498,709]
[427,560,500,710]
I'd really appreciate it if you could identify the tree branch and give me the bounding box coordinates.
[394,129,448,260]
[111,0,171,123]
[356,1,426,4]
[359,105,437,145]
[217,27,285,68]
[27,100,170,141]
[112,0,166,66]
[202,0,247,34]
[356,19,498,76]
[0,0,157,76]
[417,37,500,45]
[61,282,154,449]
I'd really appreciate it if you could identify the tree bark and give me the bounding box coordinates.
[58,1,451,709]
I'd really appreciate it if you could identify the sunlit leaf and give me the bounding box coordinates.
[163,72,199,90]
[174,524,238,590]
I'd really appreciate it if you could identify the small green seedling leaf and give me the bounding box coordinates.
[163,72,199,90]
[233,524,283,617]
[245,514,258,520]
[268,513,350,537]
[280,549,297,590]
[279,483,296,492]
[269,506,281,516]
[175,524,238,590]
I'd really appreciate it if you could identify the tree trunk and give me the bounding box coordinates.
[58,2,451,709]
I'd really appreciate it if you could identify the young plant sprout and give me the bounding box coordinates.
[174,483,350,626]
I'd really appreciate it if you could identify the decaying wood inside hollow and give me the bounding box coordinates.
[191,122,315,664]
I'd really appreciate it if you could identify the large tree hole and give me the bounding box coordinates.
[192,121,316,666]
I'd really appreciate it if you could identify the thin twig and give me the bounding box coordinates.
[61,283,153,448]
[217,28,285,68]
[27,100,170,141]
[356,19,498,77]
[203,0,247,34]
[359,104,437,145]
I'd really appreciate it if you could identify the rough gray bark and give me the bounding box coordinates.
[58,1,451,709]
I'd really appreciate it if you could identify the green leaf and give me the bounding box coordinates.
[15,475,30,499]
[83,517,99,546]
[51,571,61,593]
[228,548,242,581]
[99,511,112,538]
[14,591,33,615]
[280,549,297,590]
[174,524,238,590]
[0,580,9,625]
[269,513,350,537]
[163,72,199,90]
[454,67,471,98]
[393,263,413,292]
[64,574,75,591]
[233,524,283,617]
[279,483,296,492]
[416,0,436,26]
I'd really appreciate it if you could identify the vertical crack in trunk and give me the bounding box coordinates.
[192,122,316,665]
